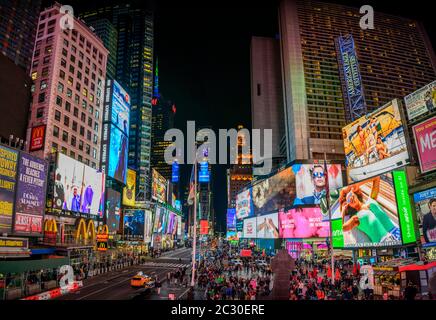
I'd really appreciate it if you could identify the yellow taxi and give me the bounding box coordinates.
[130,272,155,288]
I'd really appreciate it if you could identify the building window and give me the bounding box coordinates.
[33,60,39,68]
[87,130,91,141]
[53,126,59,137]
[82,99,87,109]
[69,65,75,73]
[38,93,45,103]
[93,134,98,144]
[52,142,58,153]
[71,45,76,53]
[61,146,67,154]
[55,110,61,121]
[67,77,73,86]
[85,159,90,166]
[78,155,83,162]
[79,140,84,151]
[43,56,50,64]
[61,59,67,68]
[57,82,64,93]
[76,83,81,91]
[62,48,68,57]
[42,67,49,77]
[67,88,72,98]
[64,115,70,127]
[86,144,90,155]
[78,61,83,69]
[36,108,44,118]
[73,107,79,117]
[88,118,92,127]
[81,113,86,122]
[44,46,52,54]
[80,126,85,136]
[92,148,97,159]
[71,136,76,147]
[31,72,38,80]
[94,123,99,132]
[56,96,62,106]
[65,101,71,112]
[70,151,75,158]
[34,49,40,57]
[70,55,76,63]
[88,105,94,114]
[59,70,65,79]
[72,121,78,132]
[89,94,94,103]
[77,71,82,80]
[40,80,48,90]
[82,88,88,97]
[74,95,79,105]
[95,110,99,120]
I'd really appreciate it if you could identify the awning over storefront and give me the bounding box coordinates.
[0,257,69,274]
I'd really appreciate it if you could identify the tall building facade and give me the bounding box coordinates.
[0,0,41,71]
[80,4,154,201]
[279,0,436,162]
[250,36,285,162]
[26,3,108,168]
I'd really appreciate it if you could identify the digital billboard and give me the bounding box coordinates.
[54,153,105,217]
[108,125,128,184]
[172,161,179,183]
[413,187,436,245]
[256,212,279,239]
[279,207,330,239]
[404,80,436,121]
[200,220,209,235]
[123,210,144,237]
[226,208,236,231]
[342,99,410,183]
[111,80,130,136]
[243,217,257,238]
[105,189,121,233]
[252,167,296,215]
[153,205,164,233]
[236,188,252,219]
[166,211,176,234]
[199,161,209,183]
[412,116,436,174]
[13,153,48,235]
[177,215,182,237]
[144,209,153,243]
[122,169,136,206]
[293,163,343,205]
[322,171,416,249]
[0,145,18,234]
[152,169,167,203]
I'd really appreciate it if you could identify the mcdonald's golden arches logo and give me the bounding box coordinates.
[29,125,46,151]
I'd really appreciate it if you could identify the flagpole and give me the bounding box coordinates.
[191,149,198,287]
[324,152,335,285]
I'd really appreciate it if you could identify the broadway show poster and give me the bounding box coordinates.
[13,153,48,235]
[0,145,18,234]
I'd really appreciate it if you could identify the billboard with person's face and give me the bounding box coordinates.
[236,188,252,219]
[13,153,48,235]
[414,187,436,245]
[252,167,296,215]
[122,169,136,206]
[322,171,415,248]
[0,145,18,234]
[108,125,128,184]
[342,99,410,183]
[256,212,279,239]
[54,153,104,217]
[293,163,343,205]
[278,207,330,239]
[404,80,436,121]
[243,217,257,238]
[111,80,130,136]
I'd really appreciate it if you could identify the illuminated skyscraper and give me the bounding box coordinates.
[279,0,436,161]
[26,3,108,167]
[0,0,41,72]
[80,3,154,201]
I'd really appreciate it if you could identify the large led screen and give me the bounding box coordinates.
[342,99,410,183]
[404,80,436,121]
[153,205,164,233]
[414,187,436,245]
[54,153,104,216]
[106,189,121,233]
[256,212,279,239]
[0,145,18,234]
[322,171,416,249]
[123,210,144,237]
[412,116,436,174]
[122,169,136,206]
[252,167,296,215]
[108,125,128,184]
[144,209,153,243]
[227,208,236,231]
[279,207,330,239]
[111,80,130,136]
[294,163,343,205]
[152,169,167,203]
[236,188,252,219]
[243,217,257,238]
[13,153,48,235]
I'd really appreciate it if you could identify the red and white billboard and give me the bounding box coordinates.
[413,116,436,174]
[200,220,209,235]
[29,125,46,152]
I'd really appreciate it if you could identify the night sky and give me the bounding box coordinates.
[53,0,435,233]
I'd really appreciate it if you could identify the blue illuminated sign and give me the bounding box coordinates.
[199,161,209,183]
[172,161,179,183]
[337,34,367,122]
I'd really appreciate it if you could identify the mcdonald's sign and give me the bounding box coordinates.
[96,224,109,251]
[44,219,57,244]
[29,125,46,152]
